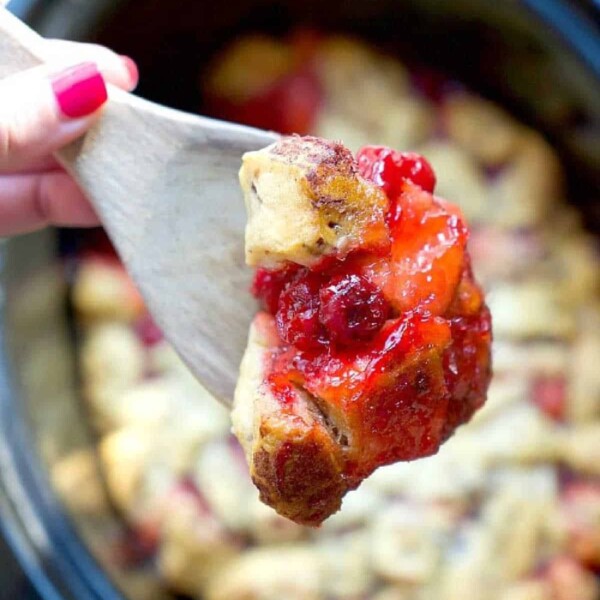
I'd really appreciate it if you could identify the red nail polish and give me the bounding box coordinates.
[52,62,108,119]
[120,55,139,88]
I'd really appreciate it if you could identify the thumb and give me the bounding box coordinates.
[0,56,135,172]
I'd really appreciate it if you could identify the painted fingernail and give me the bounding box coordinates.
[51,62,108,119]
[120,55,139,89]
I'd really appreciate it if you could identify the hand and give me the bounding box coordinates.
[0,40,139,237]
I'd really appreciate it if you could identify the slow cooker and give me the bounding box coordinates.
[1,1,599,599]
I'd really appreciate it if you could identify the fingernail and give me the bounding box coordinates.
[51,62,108,119]
[120,55,139,89]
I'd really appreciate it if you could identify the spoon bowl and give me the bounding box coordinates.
[0,8,278,405]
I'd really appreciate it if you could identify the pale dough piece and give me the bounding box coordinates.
[73,259,144,322]
[157,485,238,597]
[371,503,452,585]
[316,36,409,119]
[567,330,600,423]
[444,93,522,166]
[232,313,347,525]
[240,135,388,268]
[487,280,575,340]
[418,141,489,224]
[206,35,292,103]
[559,424,600,476]
[204,546,321,600]
[316,532,375,599]
[490,132,562,228]
[498,581,552,600]
[51,448,108,515]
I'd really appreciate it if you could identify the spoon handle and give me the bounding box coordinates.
[0,7,276,266]
[0,7,277,404]
[0,7,44,76]
[0,6,146,205]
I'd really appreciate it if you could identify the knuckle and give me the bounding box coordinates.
[0,112,24,165]
[0,121,12,163]
[32,175,52,226]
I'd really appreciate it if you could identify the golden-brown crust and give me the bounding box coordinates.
[232,313,456,526]
[251,415,347,526]
[232,315,349,526]
[269,135,356,171]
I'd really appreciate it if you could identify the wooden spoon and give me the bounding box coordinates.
[0,8,278,405]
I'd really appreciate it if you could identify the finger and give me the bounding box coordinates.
[0,170,100,236]
[10,155,61,174]
[0,61,110,172]
[44,39,139,93]
[0,45,138,174]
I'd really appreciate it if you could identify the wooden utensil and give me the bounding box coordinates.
[0,7,278,406]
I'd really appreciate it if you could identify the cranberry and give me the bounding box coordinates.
[134,313,164,346]
[356,146,402,198]
[546,556,598,600]
[356,146,436,196]
[237,70,322,135]
[411,68,462,104]
[319,274,389,346]
[252,265,298,314]
[115,523,159,567]
[441,306,492,442]
[531,375,566,422]
[561,481,600,569]
[290,29,322,65]
[271,70,322,134]
[172,477,212,513]
[276,271,325,350]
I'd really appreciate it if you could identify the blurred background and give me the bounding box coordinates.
[1,1,599,599]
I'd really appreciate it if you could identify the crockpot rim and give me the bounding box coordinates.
[520,0,600,79]
[0,236,124,600]
[8,0,600,79]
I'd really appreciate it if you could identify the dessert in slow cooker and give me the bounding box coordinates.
[57,34,599,600]
[234,135,491,525]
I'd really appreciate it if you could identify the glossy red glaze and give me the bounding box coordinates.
[356,146,437,197]
[250,144,491,474]
[319,273,389,346]
[228,70,322,134]
[373,181,468,315]
[275,270,326,351]
[252,264,300,314]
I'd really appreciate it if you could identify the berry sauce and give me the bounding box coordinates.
[250,144,492,479]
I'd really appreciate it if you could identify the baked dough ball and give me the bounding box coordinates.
[240,135,388,268]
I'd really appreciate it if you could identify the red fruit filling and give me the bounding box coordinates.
[115,523,160,567]
[252,264,300,314]
[281,313,455,481]
[275,271,326,351]
[531,374,566,422]
[250,145,491,476]
[545,555,598,600]
[209,32,323,135]
[319,273,389,346]
[372,181,468,314]
[236,70,322,135]
[560,481,600,568]
[134,313,164,347]
[356,146,437,198]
